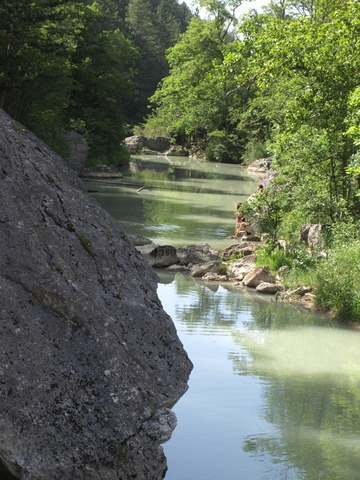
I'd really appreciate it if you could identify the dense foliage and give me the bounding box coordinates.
[141,0,360,320]
[0,0,192,165]
[2,0,360,319]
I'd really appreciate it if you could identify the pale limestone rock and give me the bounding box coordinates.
[243,266,276,288]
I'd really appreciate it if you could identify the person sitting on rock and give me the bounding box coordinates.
[232,202,245,237]
[228,218,252,238]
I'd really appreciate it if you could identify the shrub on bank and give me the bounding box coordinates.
[255,242,318,286]
[314,241,360,322]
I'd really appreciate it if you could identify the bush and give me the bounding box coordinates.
[255,243,319,288]
[314,241,360,321]
[243,139,270,165]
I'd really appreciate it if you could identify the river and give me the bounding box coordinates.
[87,155,360,480]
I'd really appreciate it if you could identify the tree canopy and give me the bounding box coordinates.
[0,0,193,164]
[142,0,360,237]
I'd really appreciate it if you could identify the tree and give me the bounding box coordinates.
[0,0,87,151]
[223,0,360,229]
[144,0,248,161]
[68,3,138,165]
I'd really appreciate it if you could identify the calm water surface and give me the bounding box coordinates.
[87,155,259,249]
[88,156,360,480]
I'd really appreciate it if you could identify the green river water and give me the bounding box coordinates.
[88,155,360,480]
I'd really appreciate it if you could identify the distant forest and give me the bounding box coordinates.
[0,0,193,165]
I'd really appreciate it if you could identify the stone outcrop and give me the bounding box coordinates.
[177,243,219,266]
[243,266,277,288]
[247,157,273,173]
[300,223,327,248]
[124,136,189,156]
[256,282,284,294]
[247,158,279,188]
[226,254,257,281]
[190,261,221,277]
[136,244,178,268]
[220,242,260,261]
[260,168,280,188]
[129,236,286,294]
[0,109,192,480]
[124,135,171,154]
[129,235,154,246]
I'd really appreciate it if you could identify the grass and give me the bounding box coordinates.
[314,241,360,321]
[255,239,360,323]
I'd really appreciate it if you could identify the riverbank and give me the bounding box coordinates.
[131,231,360,329]
[130,234,321,310]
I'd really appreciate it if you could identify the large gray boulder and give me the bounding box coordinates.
[124,135,171,154]
[220,242,260,261]
[177,243,219,266]
[226,254,257,280]
[243,266,276,288]
[300,223,327,248]
[136,244,178,267]
[0,109,192,480]
[189,261,221,278]
[247,157,272,173]
[256,282,284,294]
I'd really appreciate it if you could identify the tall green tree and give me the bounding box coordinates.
[68,2,138,165]
[125,0,192,120]
[144,0,247,161]
[225,0,360,228]
[0,0,87,150]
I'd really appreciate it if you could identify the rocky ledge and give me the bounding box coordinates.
[130,236,287,296]
[0,109,192,480]
[131,235,319,307]
[123,135,188,156]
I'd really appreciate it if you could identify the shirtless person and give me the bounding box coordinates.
[228,217,252,238]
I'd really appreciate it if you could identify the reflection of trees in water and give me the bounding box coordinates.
[240,374,360,480]
[172,274,255,330]
[129,156,251,181]
[229,302,360,480]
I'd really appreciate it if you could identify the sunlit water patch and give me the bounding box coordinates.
[156,272,360,480]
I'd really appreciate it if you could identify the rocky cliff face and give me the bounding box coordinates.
[0,109,192,480]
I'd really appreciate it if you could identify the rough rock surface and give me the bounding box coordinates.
[300,223,327,248]
[256,282,284,294]
[136,244,178,268]
[129,235,154,246]
[243,266,276,288]
[0,109,192,480]
[177,243,219,266]
[189,261,221,278]
[226,254,257,280]
[124,136,171,154]
[203,272,228,282]
[247,157,273,173]
[220,242,260,261]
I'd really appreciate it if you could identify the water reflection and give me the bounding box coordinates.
[88,156,360,479]
[87,155,258,249]
[231,314,360,480]
[157,272,360,480]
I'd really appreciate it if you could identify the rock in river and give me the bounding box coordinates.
[0,109,192,480]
